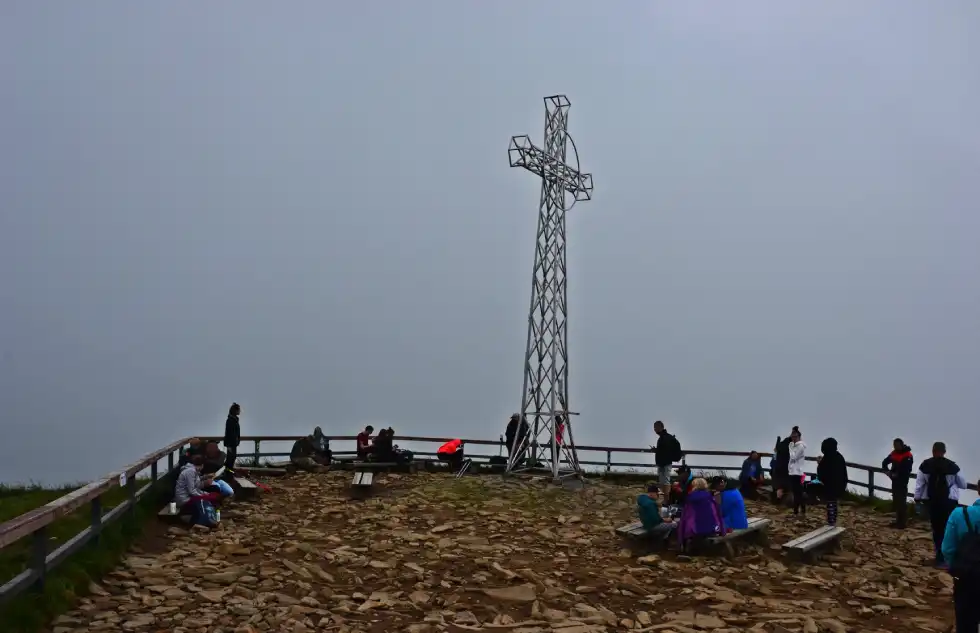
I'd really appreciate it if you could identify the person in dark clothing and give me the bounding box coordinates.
[504,414,519,456]
[652,421,682,496]
[372,428,396,462]
[816,437,848,526]
[223,403,241,471]
[290,434,322,471]
[739,451,765,498]
[914,441,969,566]
[771,435,792,504]
[356,425,375,459]
[882,438,914,529]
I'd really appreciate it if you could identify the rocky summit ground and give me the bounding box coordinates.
[48,472,954,633]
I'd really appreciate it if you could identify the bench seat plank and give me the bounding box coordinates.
[707,517,770,544]
[352,471,374,487]
[784,525,846,552]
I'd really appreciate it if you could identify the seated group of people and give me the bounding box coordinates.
[355,426,412,463]
[179,438,228,475]
[290,426,333,471]
[637,466,748,552]
[174,454,235,527]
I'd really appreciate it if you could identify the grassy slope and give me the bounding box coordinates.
[0,480,164,633]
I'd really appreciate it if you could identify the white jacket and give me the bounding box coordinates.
[787,441,807,476]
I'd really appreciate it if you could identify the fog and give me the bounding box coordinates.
[1,2,978,497]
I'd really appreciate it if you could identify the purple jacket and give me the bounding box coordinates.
[676,490,724,546]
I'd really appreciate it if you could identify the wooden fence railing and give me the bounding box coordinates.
[1,434,976,606]
[0,438,191,605]
[232,434,978,501]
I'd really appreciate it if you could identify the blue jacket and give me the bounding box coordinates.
[719,489,748,530]
[941,499,980,567]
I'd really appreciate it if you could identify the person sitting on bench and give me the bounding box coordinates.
[712,476,748,531]
[637,484,676,540]
[312,426,332,464]
[676,477,724,552]
[291,433,328,471]
[175,456,222,514]
[739,451,765,498]
[371,428,396,462]
[437,438,465,470]
[179,438,204,467]
[668,465,695,506]
[202,441,227,475]
[356,425,375,459]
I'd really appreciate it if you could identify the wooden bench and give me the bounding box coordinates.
[707,517,771,558]
[615,520,676,551]
[783,525,846,562]
[349,471,375,499]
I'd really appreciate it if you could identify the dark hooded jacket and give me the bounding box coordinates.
[224,413,241,448]
[882,444,914,486]
[816,437,848,500]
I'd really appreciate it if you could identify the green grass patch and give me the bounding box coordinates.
[0,478,168,633]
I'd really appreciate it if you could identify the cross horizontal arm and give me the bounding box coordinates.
[508,135,593,202]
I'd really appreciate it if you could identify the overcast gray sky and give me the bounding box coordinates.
[2,2,978,489]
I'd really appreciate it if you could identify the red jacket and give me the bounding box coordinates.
[438,439,462,455]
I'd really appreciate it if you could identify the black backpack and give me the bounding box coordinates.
[666,434,683,462]
[927,470,952,505]
[950,507,980,582]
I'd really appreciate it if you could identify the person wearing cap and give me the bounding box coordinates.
[637,484,676,540]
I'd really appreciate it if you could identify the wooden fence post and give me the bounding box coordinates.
[605,450,611,473]
[32,526,47,591]
[254,440,261,465]
[90,495,103,545]
[168,451,174,472]
[127,472,137,516]
[867,469,875,499]
[151,459,158,482]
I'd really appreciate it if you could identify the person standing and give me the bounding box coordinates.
[881,438,914,529]
[223,402,241,472]
[816,437,848,526]
[914,441,968,566]
[504,414,519,457]
[652,421,683,496]
[787,426,807,517]
[771,435,792,503]
[940,479,980,633]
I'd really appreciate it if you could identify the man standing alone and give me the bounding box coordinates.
[882,438,914,529]
[914,441,968,566]
[652,421,682,496]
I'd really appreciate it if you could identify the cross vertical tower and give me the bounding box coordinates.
[506,95,593,481]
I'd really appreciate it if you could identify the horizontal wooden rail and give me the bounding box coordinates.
[0,437,190,605]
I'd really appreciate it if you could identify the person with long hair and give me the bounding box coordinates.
[787,426,807,517]
[223,403,241,472]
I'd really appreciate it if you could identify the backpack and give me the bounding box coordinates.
[664,434,683,462]
[950,507,980,582]
[191,498,219,528]
[927,470,952,504]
